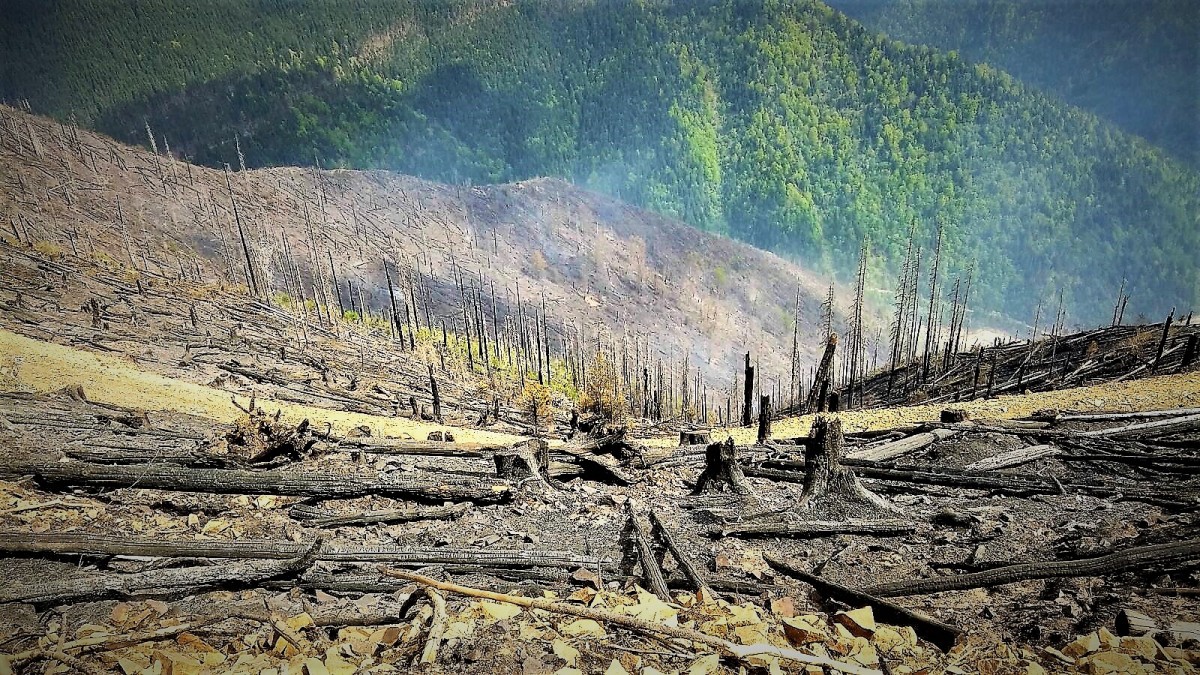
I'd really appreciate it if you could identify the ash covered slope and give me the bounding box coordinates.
[0,105,824,384]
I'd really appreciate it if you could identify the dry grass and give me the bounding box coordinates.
[0,329,525,445]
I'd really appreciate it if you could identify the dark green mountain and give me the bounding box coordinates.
[827,0,1200,168]
[2,0,1197,324]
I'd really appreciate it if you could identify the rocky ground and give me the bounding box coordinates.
[0,370,1197,674]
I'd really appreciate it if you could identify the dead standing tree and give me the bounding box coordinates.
[805,334,837,413]
[740,352,754,427]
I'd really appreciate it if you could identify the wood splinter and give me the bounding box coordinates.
[420,587,449,665]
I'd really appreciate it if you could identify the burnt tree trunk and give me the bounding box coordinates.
[806,334,837,413]
[428,364,442,422]
[741,353,754,427]
[1181,334,1198,372]
[1153,309,1175,372]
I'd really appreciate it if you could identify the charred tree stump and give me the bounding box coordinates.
[494,439,550,483]
[940,409,969,424]
[1115,609,1158,637]
[799,416,899,512]
[757,395,772,444]
[692,438,751,495]
[828,391,840,412]
[88,297,103,329]
[410,396,420,420]
[679,429,711,446]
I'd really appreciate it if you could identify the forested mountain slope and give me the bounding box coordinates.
[827,0,1200,167]
[2,0,1197,323]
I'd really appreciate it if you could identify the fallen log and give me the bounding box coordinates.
[744,463,1197,509]
[290,501,471,527]
[762,552,962,652]
[848,428,959,462]
[0,539,320,605]
[649,510,712,596]
[552,445,633,485]
[1057,408,1200,422]
[280,566,571,592]
[720,519,917,539]
[1078,413,1200,439]
[0,457,512,503]
[624,508,671,601]
[64,443,225,468]
[965,444,1059,471]
[337,438,498,457]
[863,538,1200,597]
[0,532,606,568]
[285,568,777,597]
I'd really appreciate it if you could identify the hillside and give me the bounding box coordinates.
[2,0,1198,324]
[0,104,826,401]
[827,0,1200,167]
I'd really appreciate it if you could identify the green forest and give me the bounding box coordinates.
[2,0,1197,324]
[828,0,1200,168]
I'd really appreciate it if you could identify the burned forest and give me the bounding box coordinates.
[1,20,1199,675]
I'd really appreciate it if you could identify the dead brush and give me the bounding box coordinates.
[1115,330,1156,354]
[215,404,319,465]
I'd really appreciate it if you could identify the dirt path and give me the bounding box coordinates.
[0,328,524,445]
